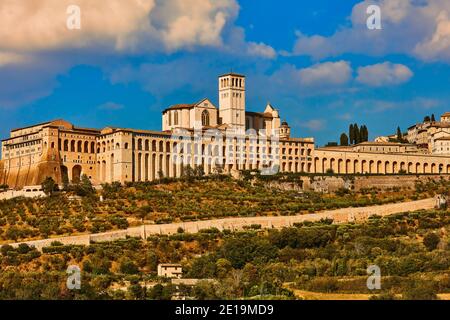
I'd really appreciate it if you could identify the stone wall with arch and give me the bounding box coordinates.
[314,149,450,175]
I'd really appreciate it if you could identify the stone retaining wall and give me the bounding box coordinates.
[4,198,435,252]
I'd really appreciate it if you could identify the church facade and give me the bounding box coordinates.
[0,73,449,189]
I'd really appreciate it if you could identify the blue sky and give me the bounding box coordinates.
[1,0,450,146]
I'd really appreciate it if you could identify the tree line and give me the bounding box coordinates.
[339,123,369,146]
[423,114,436,123]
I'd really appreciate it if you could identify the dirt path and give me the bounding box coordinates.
[4,197,435,251]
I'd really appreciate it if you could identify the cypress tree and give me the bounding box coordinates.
[362,125,369,142]
[349,124,354,145]
[354,123,360,144]
[340,133,349,146]
[397,126,402,141]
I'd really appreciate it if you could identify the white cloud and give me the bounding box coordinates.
[299,119,326,131]
[247,42,277,59]
[262,61,353,98]
[298,61,352,87]
[154,0,239,51]
[293,31,339,60]
[0,0,275,108]
[354,97,442,113]
[98,102,124,110]
[356,62,413,87]
[109,56,223,99]
[337,113,352,121]
[0,0,241,54]
[0,0,277,62]
[0,0,155,52]
[0,54,68,108]
[0,52,30,66]
[414,10,450,61]
[291,0,450,63]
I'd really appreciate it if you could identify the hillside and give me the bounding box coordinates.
[0,208,449,300]
[1,173,447,244]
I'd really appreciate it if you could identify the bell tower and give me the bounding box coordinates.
[218,73,245,131]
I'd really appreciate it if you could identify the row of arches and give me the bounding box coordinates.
[134,138,278,159]
[281,161,313,173]
[98,139,129,153]
[136,139,170,152]
[220,77,243,88]
[314,157,450,175]
[132,152,284,182]
[60,138,133,155]
[62,135,280,156]
[60,139,96,154]
[60,165,82,183]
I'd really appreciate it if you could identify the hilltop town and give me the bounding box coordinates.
[1,73,449,191]
[0,73,450,300]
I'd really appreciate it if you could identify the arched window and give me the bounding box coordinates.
[174,111,179,125]
[202,110,210,126]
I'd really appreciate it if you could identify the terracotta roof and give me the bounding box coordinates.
[158,263,182,267]
[163,103,195,112]
[245,111,274,118]
[162,98,217,113]
[356,141,415,147]
[218,72,245,78]
[431,122,450,128]
[10,119,56,132]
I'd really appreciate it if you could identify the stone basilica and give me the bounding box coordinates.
[1,73,449,189]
